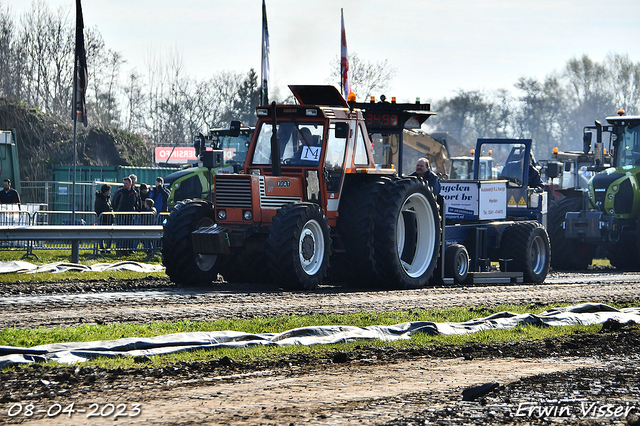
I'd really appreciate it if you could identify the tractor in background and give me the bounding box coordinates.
[163,124,253,207]
[563,111,640,270]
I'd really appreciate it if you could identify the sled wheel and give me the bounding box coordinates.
[445,244,469,284]
[500,222,550,283]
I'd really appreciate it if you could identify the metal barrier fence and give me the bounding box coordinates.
[0,209,170,260]
[0,207,32,250]
[20,181,97,211]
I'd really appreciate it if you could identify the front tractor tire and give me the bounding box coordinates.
[548,197,594,270]
[267,203,332,291]
[499,222,550,283]
[374,178,441,289]
[162,200,221,286]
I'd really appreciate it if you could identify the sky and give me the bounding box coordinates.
[5,0,640,103]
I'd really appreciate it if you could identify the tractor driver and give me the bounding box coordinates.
[285,127,320,164]
[411,157,441,195]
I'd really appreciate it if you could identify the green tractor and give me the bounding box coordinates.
[564,111,640,270]
[164,123,253,207]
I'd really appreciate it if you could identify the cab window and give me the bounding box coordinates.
[353,123,370,166]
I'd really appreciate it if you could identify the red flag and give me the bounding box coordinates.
[261,0,270,105]
[341,9,351,99]
[73,0,88,127]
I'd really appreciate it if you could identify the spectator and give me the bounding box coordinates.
[411,157,441,195]
[0,178,20,204]
[112,177,139,217]
[139,183,150,205]
[150,177,170,213]
[94,184,113,225]
[94,184,113,251]
[141,198,157,256]
[129,174,142,211]
[111,176,139,254]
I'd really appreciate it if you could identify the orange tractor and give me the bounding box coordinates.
[162,85,441,290]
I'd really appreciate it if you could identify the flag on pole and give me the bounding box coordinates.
[73,0,88,127]
[261,0,270,106]
[341,8,351,99]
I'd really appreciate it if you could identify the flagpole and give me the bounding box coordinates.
[261,0,269,106]
[71,60,79,263]
[72,63,77,229]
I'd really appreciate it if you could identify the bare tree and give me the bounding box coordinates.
[606,53,640,115]
[327,52,396,101]
[123,69,146,133]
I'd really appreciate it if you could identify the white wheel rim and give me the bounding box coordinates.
[396,192,437,278]
[196,253,217,271]
[455,250,468,277]
[299,219,324,276]
[530,233,546,275]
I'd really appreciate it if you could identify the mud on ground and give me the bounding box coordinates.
[1,270,640,425]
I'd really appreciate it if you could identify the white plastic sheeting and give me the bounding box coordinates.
[0,261,165,274]
[0,303,638,368]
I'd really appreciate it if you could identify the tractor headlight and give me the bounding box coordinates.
[243,210,253,220]
[217,209,226,220]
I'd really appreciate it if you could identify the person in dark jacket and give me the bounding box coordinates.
[94,184,113,250]
[149,176,170,213]
[410,157,441,195]
[112,177,139,215]
[94,184,113,225]
[0,179,20,204]
[139,183,150,205]
[111,177,139,254]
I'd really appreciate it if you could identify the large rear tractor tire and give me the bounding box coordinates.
[499,222,550,283]
[333,177,386,286]
[162,199,221,286]
[373,177,441,289]
[267,203,332,290]
[548,197,594,270]
[607,216,640,271]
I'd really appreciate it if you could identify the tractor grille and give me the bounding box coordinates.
[614,178,633,215]
[215,175,252,208]
[592,172,624,209]
[259,177,302,208]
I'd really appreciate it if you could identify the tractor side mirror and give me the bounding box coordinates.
[194,133,206,157]
[334,122,349,139]
[545,161,561,179]
[229,121,241,137]
[583,132,592,154]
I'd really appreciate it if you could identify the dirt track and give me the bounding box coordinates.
[1,269,640,425]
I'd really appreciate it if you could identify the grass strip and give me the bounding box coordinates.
[2,302,635,371]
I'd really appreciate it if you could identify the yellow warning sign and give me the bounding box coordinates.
[518,196,527,207]
[508,196,517,207]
